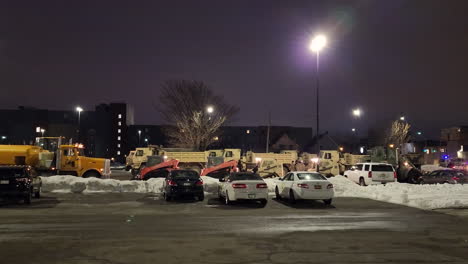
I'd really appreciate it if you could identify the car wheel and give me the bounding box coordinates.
[275,187,281,200]
[164,192,171,202]
[225,192,231,205]
[323,199,332,205]
[259,199,267,208]
[359,177,366,186]
[289,190,296,204]
[197,193,205,202]
[24,191,32,205]
[34,187,41,199]
[83,171,101,178]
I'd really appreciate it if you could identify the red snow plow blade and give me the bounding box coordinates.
[201,160,238,176]
[136,159,180,180]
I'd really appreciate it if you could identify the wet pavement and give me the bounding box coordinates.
[1,193,468,263]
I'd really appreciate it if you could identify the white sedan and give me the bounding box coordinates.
[274,171,334,205]
[218,172,268,207]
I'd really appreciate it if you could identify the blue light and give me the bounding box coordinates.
[443,155,449,160]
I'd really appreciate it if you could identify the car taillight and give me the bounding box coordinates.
[394,171,397,179]
[232,183,247,188]
[195,180,203,186]
[368,171,372,178]
[327,184,334,189]
[168,180,177,186]
[297,183,309,189]
[256,183,268,188]
[452,177,460,181]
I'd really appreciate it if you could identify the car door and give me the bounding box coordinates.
[219,174,230,197]
[277,173,290,196]
[282,173,295,196]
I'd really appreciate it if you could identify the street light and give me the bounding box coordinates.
[206,106,214,114]
[76,106,83,141]
[40,129,45,137]
[309,34,327,154]
[138,130,142,146]
[352,108,362,118]
[351,128,356,132]
[400,116,405,121]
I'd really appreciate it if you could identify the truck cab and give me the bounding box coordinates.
[58,145,110,178]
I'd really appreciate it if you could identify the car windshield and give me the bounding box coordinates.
[297,173,327,180]
[372,165,393,172]
[171,170,199,179]
[0,168,25,178]
[230,173,262,181]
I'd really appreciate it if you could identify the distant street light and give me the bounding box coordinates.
[417,131,422,135]
[138,130,142,146]
[309,34,327,154]
[352,108,362,118]
[76,106,83,141]
[1,136,6,140]
[351,128,356,132]
[40,129,45,137]
[400,116,405,121]
[206,106,214,114]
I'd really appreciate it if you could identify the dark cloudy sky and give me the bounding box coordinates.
[2,0,468,138]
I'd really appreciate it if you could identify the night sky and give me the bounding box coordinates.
[3,0,468,139]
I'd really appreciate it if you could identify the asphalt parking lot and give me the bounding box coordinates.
[1,192,468,264]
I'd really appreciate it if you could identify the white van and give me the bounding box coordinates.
[344,162,396,186]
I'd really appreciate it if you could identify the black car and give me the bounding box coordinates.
[0,165,42,204]
[162,170,204,201]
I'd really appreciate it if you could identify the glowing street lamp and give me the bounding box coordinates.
[206,106,214,114]
[352,108,362,118]
[40,128,45,137]
[309,34,327,155]
[76,106,83,141]
[400,116,405,121]
[351,128,356,132]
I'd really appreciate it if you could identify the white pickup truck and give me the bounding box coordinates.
[344,162,396,186]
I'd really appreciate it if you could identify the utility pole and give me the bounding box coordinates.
[266,111,271,153]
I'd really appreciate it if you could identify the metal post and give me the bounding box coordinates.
[77,111,81,142]
[266,111,271,153]
[316,51,320,154]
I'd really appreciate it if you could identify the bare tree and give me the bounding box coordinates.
[157,80,238,150]
[385,120,411,147]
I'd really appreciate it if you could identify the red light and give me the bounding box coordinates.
[368,171,372,178]
[232,183,247,188]
[195,180,203,186]
[394,171,397,179]
[256,183,268,188]
[327,184,334,189]
[297,183,309,189]
[168,180,177,186]
[452,177,460,181]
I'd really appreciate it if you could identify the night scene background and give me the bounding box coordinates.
[2,0,468,139]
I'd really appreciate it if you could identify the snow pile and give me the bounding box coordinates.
[42,176,217,194]
[329,175,468,210]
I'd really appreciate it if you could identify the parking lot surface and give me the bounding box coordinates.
[1,193,468,264]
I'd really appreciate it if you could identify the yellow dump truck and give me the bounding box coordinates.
[318,150,370,176]
[0,137,110,178]
[242,151,298,178]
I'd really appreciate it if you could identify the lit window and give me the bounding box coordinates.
[118,129,121,134]
[36,127,41,133]
[117,151,121,155]
[117,144,120,148]
[440,148,445,153]
[118,121,122,126]
[118,136,121,141]
[118,114,122,119]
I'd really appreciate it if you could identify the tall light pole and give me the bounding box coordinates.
[75,106,83,142]
[309,34,327,154]
[40,129,45,137]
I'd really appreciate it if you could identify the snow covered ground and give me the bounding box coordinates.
[328,176,468,210]
[42,175,468,210]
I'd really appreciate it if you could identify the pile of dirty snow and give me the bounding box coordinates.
[329,175,468,210]
[42,176,219,194]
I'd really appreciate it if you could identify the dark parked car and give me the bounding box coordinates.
[162,170,204,201]
[0,165,42,204]
[418,169,468,184]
